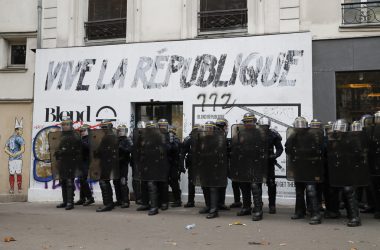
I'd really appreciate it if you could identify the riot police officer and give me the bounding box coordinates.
[258,116,283,214]
[168,125,183,207]
[113,125,133,208]
[95,120,118,212]
[286,117,322,225]
[54,116,79,210]
[215,118,230,211]
[74,124,95,206]
[372,111,380,219]
[182,124,200,208]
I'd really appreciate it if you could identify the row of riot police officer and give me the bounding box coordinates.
[285,113,380,227]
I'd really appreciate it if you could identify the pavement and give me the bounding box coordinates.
[0,202,379,250]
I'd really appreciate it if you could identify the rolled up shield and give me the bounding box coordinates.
[132,128,170,182]
[89,129,119,180]
[286,127,324,183]
[327,131,370,187]
[192,127,228,187]
[48,131,83,180]
[230,124,268,183]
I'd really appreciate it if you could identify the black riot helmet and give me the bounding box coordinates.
[332,119,349,132]
[351,121,362,132]
[258,117,271,127]
[146,120,157,128]
[80,124,90,137]
[360,114,374,128]
[310,119,322,129]
[204,121,216,131]
[216,118,228,133]
[61,116,73,131]
[242,113,257,124]
[158,118,169,131]
[375,111,380,125]
[100,119,113,130]
[117,124,128,137]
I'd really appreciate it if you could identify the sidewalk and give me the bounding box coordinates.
[0,202,379,250]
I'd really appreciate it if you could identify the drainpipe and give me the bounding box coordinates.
[37,0,42,49]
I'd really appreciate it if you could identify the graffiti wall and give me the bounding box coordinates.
[30,32,313,203]
[0,103,32,201]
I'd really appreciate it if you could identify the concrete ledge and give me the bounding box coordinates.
[0,194,27,202]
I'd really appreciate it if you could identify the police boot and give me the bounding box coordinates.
[237,182,252,216]
[306,184,321,225]
[251,183,263,221]
[120,178,130,208]
[324,187,341,219]
[230,181,242,208]
[291,183,306,219]
[82,180,95,207]
[56,180,67,208]
[218,187,229,210]
[184,181,195,207]
[199,187,210,214]
[207,187,219,219]
[137,181,150,211]
[75,178,86,205]
[113,179,122,207]
[96,180,114,212]
[148,182,159,215]
[170,180,182,207]
[344,187,361,227]
[267,179,277,214]
[65,179,75,210]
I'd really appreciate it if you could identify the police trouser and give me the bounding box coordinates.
[370,176,380,215]
[148,181,169,208]
[140,181,149,206]
[232,181,241,203]
[294,182,320,216]
[169,170,181,202]
[342,186,360,220]
[99,179,114,206]
[202,187,219,213]
[218,186,227,207]
[187,167,195,203]
[60,178,75,205]
[240,182,263,209]
[267,163,276,207]
[113,163,130,204]
[78,177,92,201]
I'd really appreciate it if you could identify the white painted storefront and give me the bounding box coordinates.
[29,32,312,205]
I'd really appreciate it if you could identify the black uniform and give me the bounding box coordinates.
[75,135,94,206]
[182,134,195,207]
[168,132,183,207]
[113,135,133,208]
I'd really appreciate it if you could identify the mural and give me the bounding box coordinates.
[4,118,25,194]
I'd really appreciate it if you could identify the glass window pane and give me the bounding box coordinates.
[201,0,246,11]
[336,71,380,122]
[88,0,126,21]
[10,45,26,65]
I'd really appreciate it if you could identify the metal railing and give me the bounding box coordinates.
[341,1,380,25]
[85,18,126,40]
[198,8,248,33]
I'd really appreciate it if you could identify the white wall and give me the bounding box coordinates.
[0,0,38,33]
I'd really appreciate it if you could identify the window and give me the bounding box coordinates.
[9,44,26,65]
[198,0,247,34]
[336,71,380,122]
[341,0,380,25]
[85,0,127,41]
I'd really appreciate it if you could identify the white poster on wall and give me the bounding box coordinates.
[30,32,313,203]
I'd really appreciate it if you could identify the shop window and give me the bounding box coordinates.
[198,0,247,34]
[85,0,127,41]
[336,71,380,122]
[341,0,380,25]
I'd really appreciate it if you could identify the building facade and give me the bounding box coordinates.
[0,0,37,201]
[0,0,377,202]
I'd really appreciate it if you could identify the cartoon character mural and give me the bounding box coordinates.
[4,118,25,194]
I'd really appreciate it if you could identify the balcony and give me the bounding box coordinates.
[84,18,126,41]
[198,8,248,34]
[341,1,380,26]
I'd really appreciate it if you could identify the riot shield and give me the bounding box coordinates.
[327,131,370,187]
[132,128,170,182]
[48,131,83,180]
[286,128,324,183]
[191,128,228,187]
[230,124,268,183]
[89,129,119,180]
[370,125,380,176]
